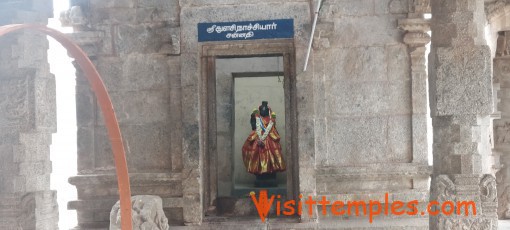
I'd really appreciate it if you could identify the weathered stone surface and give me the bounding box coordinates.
[321,0,375,17]
[0,2,58,229]
[179,0,306,8]
[34,76,57,131]
[430,175,498,229]
[429,0,498,228]
[89,0,136,8]
[115,24,180,55]
[76,85,96,128]
[388,0,410,14]
[69,173,182,227]
[8,0,499,229]
[0,191,59,229]
[324,46,387,82]
[326,80,411,116]
[60,5,88,28]
[328,16,404,48]
[108,90,171,124]
[432,46,493,116]
[137,0,180,22]
[387,44,411,81]
[494,57,510,219]
[412,115,429,163]
[66,0,185,224]
[0,78,31,129]
[110,195,169,230]
[121,124,172,171]
[326,116,412,165]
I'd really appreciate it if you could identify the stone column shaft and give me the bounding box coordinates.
[399,17,431,164]
[0,1,58,229]
[429,0,497,229]
[493,52,510,218]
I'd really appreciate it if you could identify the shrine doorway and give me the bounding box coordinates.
[201,41,298,217]
[219,58,287,197]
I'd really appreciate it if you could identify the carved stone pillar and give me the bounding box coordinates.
[494,49,510,218]
[398,0,431,167]
[0,1,58,229]
[429,0,498,229]
[397,0,433,214]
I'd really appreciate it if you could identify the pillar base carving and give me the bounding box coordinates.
[0,191,58,230]
[430,174,498,230]
[69,173,184,228]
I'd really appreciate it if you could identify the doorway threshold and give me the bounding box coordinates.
[233,183,287,197]
[176,216,311,230]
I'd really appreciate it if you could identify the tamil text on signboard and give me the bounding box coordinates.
[198,19,294,42]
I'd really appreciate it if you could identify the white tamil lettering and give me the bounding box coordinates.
[225,31,255,39]
[246,31,254,39]
[206,25,216,33]
[215,24,236,33]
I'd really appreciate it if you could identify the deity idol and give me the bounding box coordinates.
[242,101,286,186]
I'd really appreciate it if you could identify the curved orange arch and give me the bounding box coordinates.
[0,24,133,230]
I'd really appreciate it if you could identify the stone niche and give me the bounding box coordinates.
[215,56,287,197]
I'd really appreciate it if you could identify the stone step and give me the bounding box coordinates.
[168,216,429,230]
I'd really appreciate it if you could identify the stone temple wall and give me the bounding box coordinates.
[63,0,433,228]
[311,0,431,218]
[65,0,185,228]
[1,0,504,229]
[0,0,58,229]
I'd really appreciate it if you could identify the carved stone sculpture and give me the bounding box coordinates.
[494,54,510,219]
[110,195,169,230]
[431,175,498,230]
[59,6,87,28]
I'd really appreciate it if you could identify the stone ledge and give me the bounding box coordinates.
[66,31,104,46]
[64,31,104,57]
[180,0,308,7]
[486,0,510,20]
[68,197,184,210]
[69,172,182,186]
[398,18,430,33]
[317,163,432,180]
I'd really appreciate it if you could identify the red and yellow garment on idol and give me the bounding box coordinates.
[242,111,286,175]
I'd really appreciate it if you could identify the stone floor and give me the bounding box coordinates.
[168,218,510,229]
[171,216,429,230]
[66,219,510,230]
[500,220,510,229]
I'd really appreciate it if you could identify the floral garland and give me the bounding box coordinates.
[256,116,274,141]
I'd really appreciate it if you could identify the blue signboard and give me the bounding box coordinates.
[198,19,294,42]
